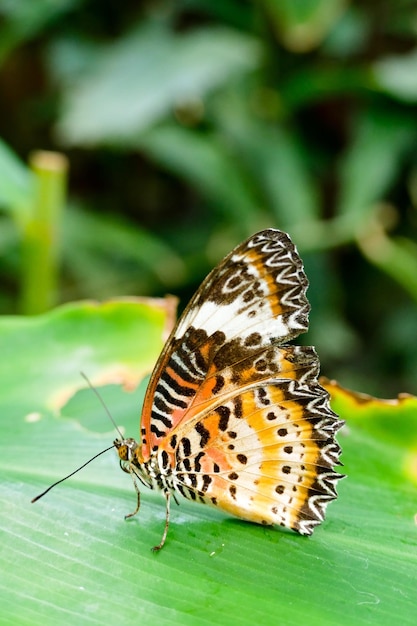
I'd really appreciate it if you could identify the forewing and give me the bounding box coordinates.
[174,229,309,344]
[140,229,310,458]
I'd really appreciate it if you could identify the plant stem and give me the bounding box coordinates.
[20,151,68,314]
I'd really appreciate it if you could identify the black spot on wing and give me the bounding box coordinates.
[195,421,210,447]
[216,405,230,431]
[212,375,225,395]
[150,423,165,438]
[180,437,191,457]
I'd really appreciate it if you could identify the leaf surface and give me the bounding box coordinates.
[1,302,416,625]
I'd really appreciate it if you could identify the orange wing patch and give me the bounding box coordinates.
[170,378,342,536]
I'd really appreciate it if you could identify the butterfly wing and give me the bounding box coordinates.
[140,229,311,459]
[166,358,343,535]
[138,228,343,534]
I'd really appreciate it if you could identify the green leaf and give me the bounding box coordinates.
[1,301,416,625]
[135,123,261,228]
[61,205,187,297]
[0,298,174,410]
[0,0,81,62]
[358,229,417,304]
[323,379,417,486]
[322,7,369,58]
[54,24,261,145]
[261,0,346,52]
[281,64,369,110]
[212,93,320,225]
[374,49,417,102]
[337,109,415,223]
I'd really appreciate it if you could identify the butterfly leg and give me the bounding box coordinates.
[152,491,171,552]
[124,468,141,519]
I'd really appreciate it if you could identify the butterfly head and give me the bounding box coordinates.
[113,437,158,491]
[113,437,138,462]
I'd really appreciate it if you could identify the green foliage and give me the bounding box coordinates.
[0,301,416,625]
[0,146,68,313]
[54,23,261,145]
[0,3,417,388]
[1,6,416,621]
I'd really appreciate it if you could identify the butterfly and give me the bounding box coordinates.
[114,229,344,550]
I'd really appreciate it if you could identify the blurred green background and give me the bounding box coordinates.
[1,0,417,397]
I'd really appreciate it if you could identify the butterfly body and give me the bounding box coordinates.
[116,229,344,549]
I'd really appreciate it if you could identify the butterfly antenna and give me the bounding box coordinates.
[31,445,114,503]
[80,371,125,440]
[32,374,123,505]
